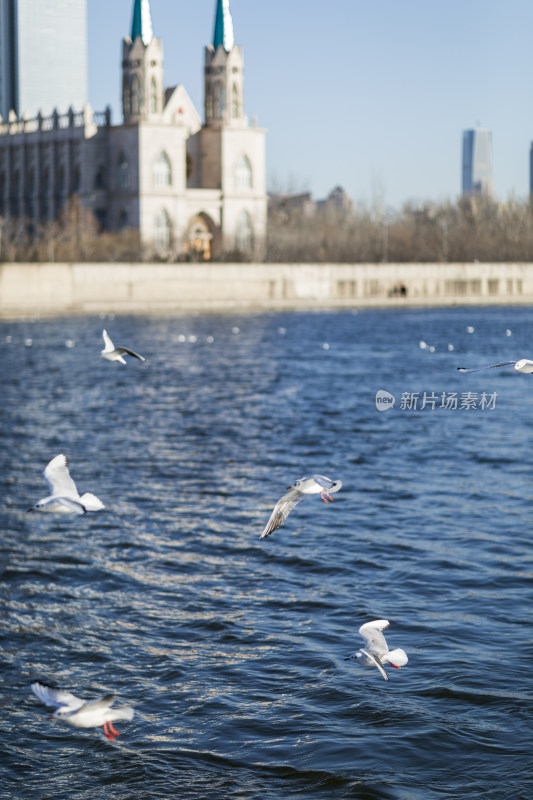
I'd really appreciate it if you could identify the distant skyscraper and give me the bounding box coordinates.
[462,128,493,197]
[0,0,87,119]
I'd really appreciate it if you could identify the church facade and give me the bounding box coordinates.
[0,0,267,260]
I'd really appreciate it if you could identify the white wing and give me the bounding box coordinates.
[79,693,115,713]
[385,648,408,668]
[111,705,135,722]
[31,682,86,711]
[312,475,342,493]
[360,649,389,680]
[79,492,105,511]
[102,329,115,353]
[260,487,305,538]
[45,496,87,514]
[43,455,78,498]
[358,619,390,656]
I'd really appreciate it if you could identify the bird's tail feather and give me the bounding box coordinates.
[383,648,408,668]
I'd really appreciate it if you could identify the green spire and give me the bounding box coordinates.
[213,0,234,52]
[131,0,153,46]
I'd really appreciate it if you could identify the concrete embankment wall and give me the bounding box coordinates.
[0,261,532,318]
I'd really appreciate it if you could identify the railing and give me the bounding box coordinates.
[0,106,112,137]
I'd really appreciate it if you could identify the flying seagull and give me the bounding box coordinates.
[260,474,342,539]
[100,329,145,365]
[30,682,134,741]
[345,619,408,681]
[457,359,533,374]
[27,454,105,514]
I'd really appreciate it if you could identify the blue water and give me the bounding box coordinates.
[1,306,532,800]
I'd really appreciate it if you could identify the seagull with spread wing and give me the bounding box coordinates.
[100,329,145,365]
[345,619,408,681]
[458,358,533,374]
[27,454,105,514]
[260,474,342,539]
[30,682,134,740]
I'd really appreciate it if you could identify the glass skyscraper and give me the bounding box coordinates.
[462,128,493,197]
[0,0,87,119]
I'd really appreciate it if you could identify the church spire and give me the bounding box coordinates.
[204,0,243,127]
[213,0,234,53]
[123,0,162,123]
[131,0,153,47]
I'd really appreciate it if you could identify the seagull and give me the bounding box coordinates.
[457,359,533,374]
[27,454,105,514]
[30,682,134,740]
[100,329,145,365]
[345,619,408,681]
[260,474,342,539]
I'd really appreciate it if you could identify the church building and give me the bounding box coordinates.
[0,0,267,260]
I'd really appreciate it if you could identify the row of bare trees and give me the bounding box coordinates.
[266,195,533,263]
[2,194,533,263]
[0,198,143,263]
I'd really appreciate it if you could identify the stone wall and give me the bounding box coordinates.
[1,261,532,318]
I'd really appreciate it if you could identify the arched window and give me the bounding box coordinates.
[213,83,220,119]
[56,167,64,195]
[151,77,158,113]
[117,153,129,189]
[232,83,239,118]
[25,169,34,218]
[94,165,106,190]
[40,168,49,219]
[71,166,80,194]
[56,167,65,209]
[206,87,214,121]
[122,76,130,117]
[25,168,34,196]
[186,153,194,182]
[118,209,128,231]
[10,170,19,216]
[236,210,253,253]
[235,155,252,190]
[155,209,171,250]
[41,168,49,193]
[153,151,172,187]
[131,75,143,115]
[213,82,225,119]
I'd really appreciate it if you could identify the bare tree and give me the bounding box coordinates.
[2,194,533,264]
[265,195,533,264]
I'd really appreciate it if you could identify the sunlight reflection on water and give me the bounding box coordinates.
[1,307,532,800]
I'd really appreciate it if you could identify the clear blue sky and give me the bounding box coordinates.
[87,0,533,211]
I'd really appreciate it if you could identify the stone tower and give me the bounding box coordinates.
[190,0,266,258]
[122,0,164,122]
[204,0,245,128]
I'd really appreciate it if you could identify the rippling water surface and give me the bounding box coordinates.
[1,306,532,800]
